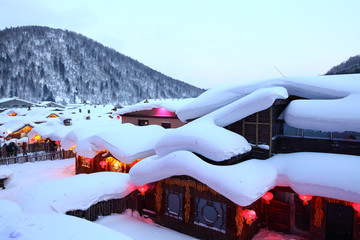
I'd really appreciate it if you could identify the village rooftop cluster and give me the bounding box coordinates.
[0,74,360,240]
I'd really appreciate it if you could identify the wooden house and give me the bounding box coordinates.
[75,150,136,175]
[127,76,360,240]
[66,75,360,240]
[5,124,34,140]
[0,98,35,109]
[115,99,192,129]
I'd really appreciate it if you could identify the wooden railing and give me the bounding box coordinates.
[0,150,75,165]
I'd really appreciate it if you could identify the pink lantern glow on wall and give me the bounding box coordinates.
[99,161,107,167]
[155,107,175,117]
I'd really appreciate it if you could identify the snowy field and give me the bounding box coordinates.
[0,159,306,239]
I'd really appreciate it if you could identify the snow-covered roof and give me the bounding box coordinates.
[12,172,136,214]
[115,98,194,116]
[64,123,166,163]
[0,119,34,136]
[130,152,360,206]
[0,97,36,105]
[177,74,360,133]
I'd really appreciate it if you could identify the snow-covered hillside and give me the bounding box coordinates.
[0,26,204,105]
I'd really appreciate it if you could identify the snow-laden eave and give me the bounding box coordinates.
[115,98,194,116]
[75,134,157,164]
[283,93,360,132]
[154,87,287,162]
[130,151,360,206]
[130,151,277,206]
[64,123,166,163]
[176,74,359,122]
[12,172,137,214]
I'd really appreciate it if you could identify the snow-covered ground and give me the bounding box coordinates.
[0,159,196,240]
[0,159,309,239]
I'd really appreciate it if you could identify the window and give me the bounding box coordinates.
[333,131,360,141]
[165,190,183,219]
[161,122,171,129]
[194,198,226,233]
[22,105,27,108]
[138,119,149,126]
[283,124,302,137]
[243,109,271,147]
[12,105,18,108]
[304,129,330,139]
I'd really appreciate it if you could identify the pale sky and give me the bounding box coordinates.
[1,0,360,89]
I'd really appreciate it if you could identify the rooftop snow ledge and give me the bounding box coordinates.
[270,152,360,203]
[176,75,358,122]
[130,151,277,206]
[130,152,360,206]
[155,122,251,161]
[12,172,136,214]
[155,87,287,161]
[284,94,360,132]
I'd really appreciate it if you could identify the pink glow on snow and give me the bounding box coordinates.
[155,108,175,117]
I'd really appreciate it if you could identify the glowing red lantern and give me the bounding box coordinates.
[242,209,256,224]
[137,185,149,196]
[299,194,312,205]
[262,192,274,204]
[99,160,107,167]
[353,202,360,212]
[85,158,92,163]
[116,115,120,120]
[55,141,60,145]
[353,202,360,216]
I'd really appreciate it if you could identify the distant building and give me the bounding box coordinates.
[38,101,65,108]
[0,98,35,109]
[115,99,193,129]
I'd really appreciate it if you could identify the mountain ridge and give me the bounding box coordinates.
[326,55,360,75]
[0,26,204,105]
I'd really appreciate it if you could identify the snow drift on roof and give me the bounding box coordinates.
[130,152,360,206]
[154,87,287,161]
[115,98,194,116]
[176,74,360,133]
[12,172,136,214]
[66,123,166,163]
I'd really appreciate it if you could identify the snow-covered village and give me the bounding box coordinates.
[1,1,360,240]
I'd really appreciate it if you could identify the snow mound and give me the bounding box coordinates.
[130,152,360,206]
[12,172,136,214]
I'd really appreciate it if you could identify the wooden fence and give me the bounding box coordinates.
[66,191,139,221]
[0,150,75,165]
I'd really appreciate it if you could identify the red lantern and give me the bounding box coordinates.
[242,209,256,224]
[137,185,149,196]
[116,115,120,120]
[353,202,360,217]
[85,158,92,163]
[299,195,312,205]
[55,141,60,145]
[262,192,274,204]
[353,202,360,212]
[99,160,107,167]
